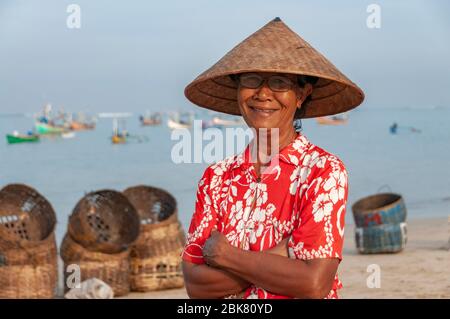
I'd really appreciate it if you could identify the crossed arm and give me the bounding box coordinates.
[182,232,339,299]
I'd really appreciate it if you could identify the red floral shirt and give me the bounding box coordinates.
[182,132,348,299]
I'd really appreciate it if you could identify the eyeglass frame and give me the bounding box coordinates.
[236,72,298,92]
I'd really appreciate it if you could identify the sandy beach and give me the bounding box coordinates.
[114,217,449,299]
[339,217,449,299]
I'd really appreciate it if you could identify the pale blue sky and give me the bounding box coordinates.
[1,0,449,113]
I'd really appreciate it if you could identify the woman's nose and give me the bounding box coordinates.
[254,82,273,100]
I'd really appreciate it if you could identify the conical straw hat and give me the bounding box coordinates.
[185,17,364,118]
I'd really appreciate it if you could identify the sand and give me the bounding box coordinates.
[62,217,449,299]
[339,217,449,298]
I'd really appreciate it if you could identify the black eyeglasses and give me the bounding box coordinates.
[238,73,295,92]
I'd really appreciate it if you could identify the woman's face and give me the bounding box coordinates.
[237,72,312,131]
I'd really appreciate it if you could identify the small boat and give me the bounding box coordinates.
[68,112,97,131]
[111,118,128,144]
[35,122,66,135]
[202,120,219,130]
[70,121,96,131]
[389,122,421,134]
[167,112,193,130]
[62,132,76,139]
[212,116,244,126]
[390,122,398,134]
[167,118,191,129]
[140,113,162,126]
[112,134,127,144]
[6,132,40,144]
[316,114,348,126]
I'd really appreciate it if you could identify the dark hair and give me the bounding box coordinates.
[229,73,239,83]
[294,75,318,119]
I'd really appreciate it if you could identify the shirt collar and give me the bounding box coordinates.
[230,132,311,170]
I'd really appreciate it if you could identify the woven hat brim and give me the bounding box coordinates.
[185,69,364,119]
[184,18,365,119]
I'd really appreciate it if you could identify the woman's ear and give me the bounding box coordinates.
[296,83,313,107]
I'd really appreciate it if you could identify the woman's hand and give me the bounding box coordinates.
[203,230,232,268]
[265,238,289,257]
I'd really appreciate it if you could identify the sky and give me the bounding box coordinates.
[0,0,449,114]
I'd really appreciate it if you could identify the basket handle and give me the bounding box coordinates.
[377,184,392,194]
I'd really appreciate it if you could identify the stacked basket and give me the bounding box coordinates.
[352,193,407,254]
[60,190,140,297]
[0,184,58,298]
[123,185,185,292]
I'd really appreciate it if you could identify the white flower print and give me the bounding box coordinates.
[323,168,347,204]
[288,154,299,166]
[289,167,300,195]
[183,133,347,300]
[255,183,268,206]
[312,193,333,222]
[289,151,328,196]
[250,223,264,244]
[228,200,243,227]
[253,207,266,222]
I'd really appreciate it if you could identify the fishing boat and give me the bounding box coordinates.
[202,120,219,130]
[112,134,127,144]
[140,112,162,126]
[62,132,76,139]
[111,118,128,144]
[6,132,40,144]
[167,118,191,129]
[389,122,421,134]
[316,114,348,126]
[35,122,66,135]
[68,112,97,131]
[69,121,96,131]
[167,112,193,129]
[212,116,244,126]
[33,103,69,134]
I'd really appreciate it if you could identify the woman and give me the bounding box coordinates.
[181,17,364,299]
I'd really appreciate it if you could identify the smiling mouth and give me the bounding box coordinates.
[249,106,278,114]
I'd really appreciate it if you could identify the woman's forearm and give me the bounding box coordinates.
[218,247,336,299]
[182,261,251,299]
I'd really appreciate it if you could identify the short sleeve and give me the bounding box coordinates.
[288,157,348,261]
[181,166,219,264]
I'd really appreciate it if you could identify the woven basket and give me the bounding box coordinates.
[0,233,57,299]
[352,193,407,228]
[60,234,130,297]
[123,185,185,292]
[0,184,56,246]
[68,190,140,254]
[129,214,185,291]
[355,222,407,254]
[0,184,58,298]
[0,263,57,299]
[123,185,177,224]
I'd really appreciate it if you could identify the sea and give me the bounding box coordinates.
[1,107,449,245]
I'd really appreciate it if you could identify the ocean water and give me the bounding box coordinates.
[1,107,449,245]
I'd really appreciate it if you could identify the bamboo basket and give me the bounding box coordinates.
[0,184,58,299]
[60,234,131,297]
[352,193,407,228]
[355,222,408,254]
[68,190,140,254]
[123,185,185,292]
